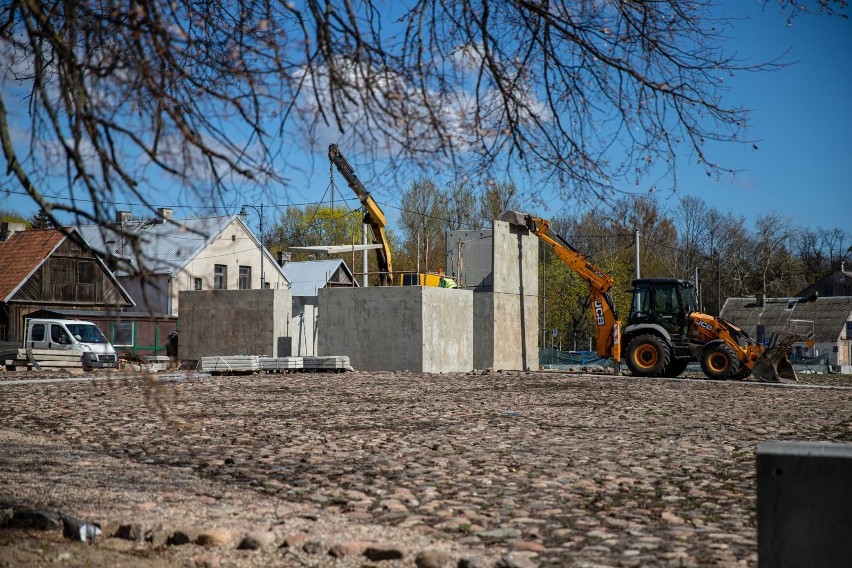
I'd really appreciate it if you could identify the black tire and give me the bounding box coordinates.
[730,366,752,381]
[662,357,690,378]
[700,343,741,380]
[626,334,671,377]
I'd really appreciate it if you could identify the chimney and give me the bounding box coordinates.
[277,251,291,266]
[116,211,132,223]
[156,207,173,222]
[0,222,8,241]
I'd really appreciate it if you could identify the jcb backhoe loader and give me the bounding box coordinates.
[501,210,813,382]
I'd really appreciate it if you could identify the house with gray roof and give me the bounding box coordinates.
[78,208,289,317]
[721,295,852,373]
[282,259,357,356]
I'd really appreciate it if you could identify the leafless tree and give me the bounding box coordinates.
[478,181,520,228]
[0,0,845,264]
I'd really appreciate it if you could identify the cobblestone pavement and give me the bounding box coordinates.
[1,370,850,567]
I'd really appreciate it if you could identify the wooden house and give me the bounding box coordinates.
[0,228,134,345]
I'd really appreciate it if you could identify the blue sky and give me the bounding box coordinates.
[658,2,852,231]
[2,2,850,236]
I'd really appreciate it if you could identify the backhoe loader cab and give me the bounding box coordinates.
[628,278,698,336]
[623,278,698,378]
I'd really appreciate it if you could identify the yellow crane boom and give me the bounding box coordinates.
[328,144,393,285]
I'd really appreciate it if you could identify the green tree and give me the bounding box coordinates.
[29,209,53,230]
[0,208,27,224]
[539,212,633,353]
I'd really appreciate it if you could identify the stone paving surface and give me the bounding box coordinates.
[1,369,850,567]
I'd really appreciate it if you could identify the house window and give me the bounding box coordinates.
[194,277,202,290]
[239,266,251,289]
[214,265,227,289]
[112,321,135,347]
[78,260,94,284]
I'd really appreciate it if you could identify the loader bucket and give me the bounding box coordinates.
[750,330,808,382]
[500,210,531,228]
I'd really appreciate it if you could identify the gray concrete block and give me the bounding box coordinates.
[757,440,852,568]
[473,292,538,371]
[491,220,538,297]
[447,229,494,291]
[179,289,291,361]
[318,286,473,373]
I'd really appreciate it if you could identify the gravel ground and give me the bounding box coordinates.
[1,368,850,567]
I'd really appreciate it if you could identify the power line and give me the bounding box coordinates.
[1,188,360,210]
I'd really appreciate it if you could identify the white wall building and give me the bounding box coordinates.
[78,208,288,317]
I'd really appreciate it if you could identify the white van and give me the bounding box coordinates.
[24,318,119,370]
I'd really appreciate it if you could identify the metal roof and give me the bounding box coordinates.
[721,296,852,343]
[77,216,236,275]
[76,215,287,281]
[283,259,356,297]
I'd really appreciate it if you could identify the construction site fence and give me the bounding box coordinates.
[789,353,830,375]
[540,349,830,375]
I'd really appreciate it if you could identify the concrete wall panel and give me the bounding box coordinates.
[179,289,291,361]
[447,229,494,291]
[469,220,539,370]
[318,287,472,372]
[473,292,538,371]
[491,220,539,297]
[757,441,852,568]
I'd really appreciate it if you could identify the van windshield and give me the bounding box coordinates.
[66,324,107,343]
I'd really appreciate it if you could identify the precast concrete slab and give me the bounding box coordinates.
[446,229,494,291]
[318,286,473,373]
[474,292,539,371]
[179,289,292,361]
[469,220,539,370]
[490,219,539,297]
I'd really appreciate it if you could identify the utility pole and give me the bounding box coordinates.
[362,218,369,287]
[634,229,641,279]
[716,250,722,316]
[694,266,700,310]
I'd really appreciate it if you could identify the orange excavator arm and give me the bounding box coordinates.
[328,144,393,285]
[501,211,622,366]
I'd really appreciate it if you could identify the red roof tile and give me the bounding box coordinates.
[0,229,65,301]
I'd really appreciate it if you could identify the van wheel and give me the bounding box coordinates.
[700,344,740,380]
[626,335,671,377]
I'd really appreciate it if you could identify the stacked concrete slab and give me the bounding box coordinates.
[448,220,539,371]
[318,286,473,373]
[179,289,291,362]
[478,220,538,371]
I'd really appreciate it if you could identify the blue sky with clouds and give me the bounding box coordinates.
[2,2,849,236]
